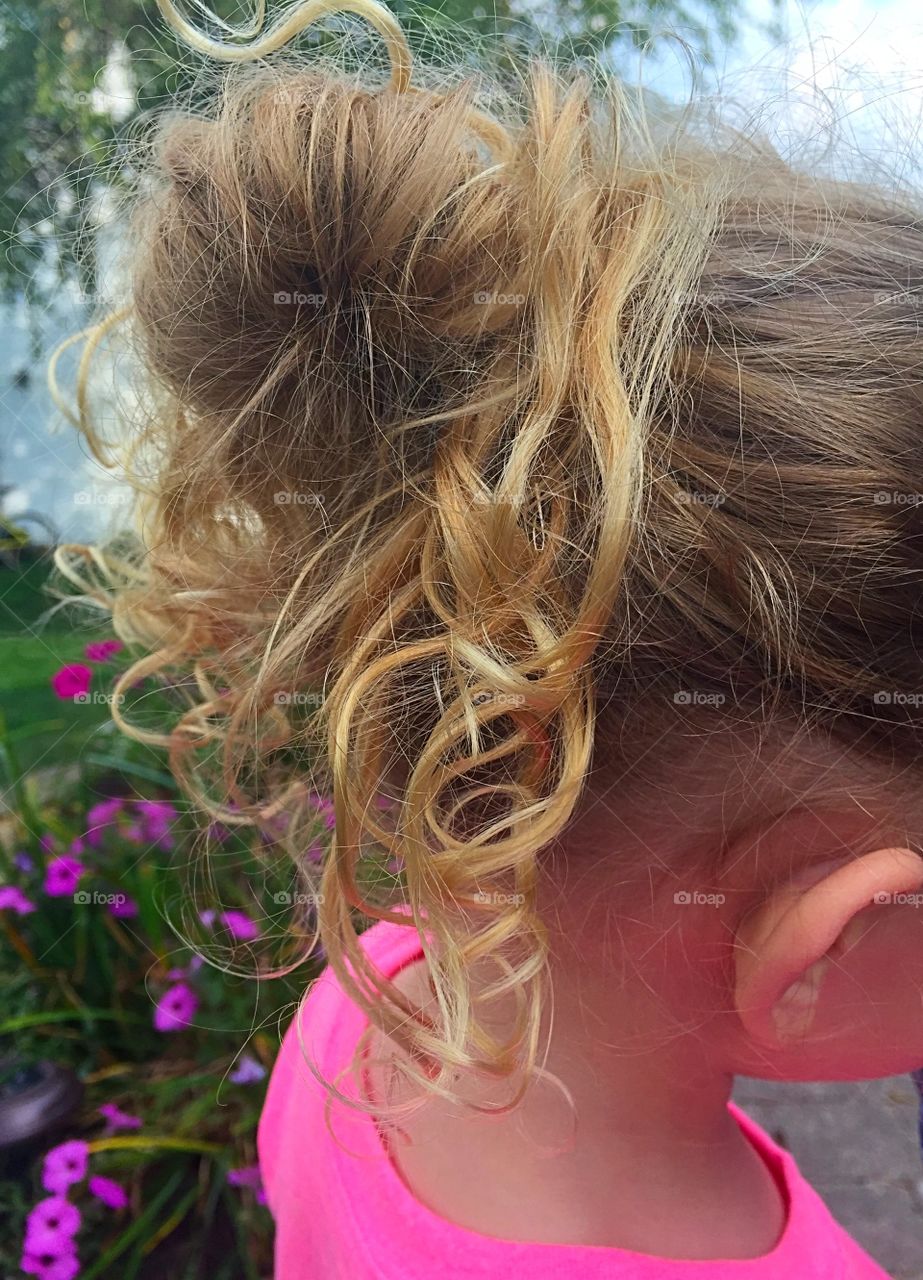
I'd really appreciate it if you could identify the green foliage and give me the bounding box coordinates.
[0,0,772,304]
[0,762,306,1273]
[0,560,333,1275]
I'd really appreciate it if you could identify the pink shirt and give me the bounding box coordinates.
[258,920,891,1279]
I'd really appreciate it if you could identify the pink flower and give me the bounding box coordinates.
[24,1196,81,1253]
[0,885,35,914]
[41,1141,88,1194]
[108,895,138,919]
[229,1053,266,1084]
[51,664,92,701]
[66,837,85,858]
[305,840,325,864]
[39,835,55,856]
[43,858,85,899]
[136,800,178,850]
[84,797,123,848]
[98,1102,142,1132]
[219,909,261,942]
[89,1175,128,1211]
[153,982,198,1032]
[21,1250,80,1280]
[84,639,123,663]
[139,797,176,822]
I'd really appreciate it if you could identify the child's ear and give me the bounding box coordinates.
[733,846,923,1047]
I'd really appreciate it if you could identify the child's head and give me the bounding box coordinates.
[61,0,923,1104]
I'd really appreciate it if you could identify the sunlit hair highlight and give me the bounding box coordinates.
[51,0,923,1108]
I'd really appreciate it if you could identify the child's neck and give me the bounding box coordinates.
[371,916,787,1259]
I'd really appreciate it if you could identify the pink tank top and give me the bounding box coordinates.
[258,919,891,1278]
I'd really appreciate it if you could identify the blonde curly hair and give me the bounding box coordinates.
[52,0,923,1108]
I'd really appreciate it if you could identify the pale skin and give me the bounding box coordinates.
[367,761,923,1260]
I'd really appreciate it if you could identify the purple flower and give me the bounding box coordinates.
[84,797,123,848]
[199,909,216,928]
[98,1102,142,1132]
[308,792,336,830]
[153,982,198,1032]
[229,1053,266,1084]
[305,840,325,864]
[27,1197,81,1235]
[14,850,34,873]
[84,639,123,663]
[108,895,138,919]
[41,1141,88,1194]
[39,835,55,856]
[227,1164,266,1201]
[24,1196,81,1254]
[219,910,261,942]
[21,1250,80,1280]
[0,885,35,914]
[136,800,178,850]
[66,837,85,858]
[43,857,85,899]
[51,664,92,701]
[89,1174,128,1211]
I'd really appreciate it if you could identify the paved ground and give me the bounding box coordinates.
[733,1077,923,1278]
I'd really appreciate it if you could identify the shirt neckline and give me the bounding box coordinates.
[313,920,833,1277]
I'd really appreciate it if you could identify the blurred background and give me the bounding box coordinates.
[0,1,922,1277]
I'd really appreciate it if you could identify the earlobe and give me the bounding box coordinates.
[733,846,923,1049]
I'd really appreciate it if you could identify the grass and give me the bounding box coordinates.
[0,556,114,776]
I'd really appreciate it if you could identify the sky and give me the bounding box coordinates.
[639,0,923,183]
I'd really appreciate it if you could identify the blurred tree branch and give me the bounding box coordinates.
[0,0,777,305]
